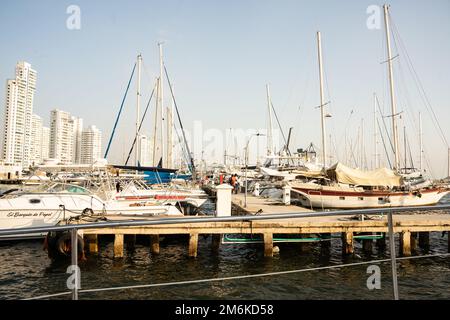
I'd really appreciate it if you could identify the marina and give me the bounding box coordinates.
[0,1,449,304]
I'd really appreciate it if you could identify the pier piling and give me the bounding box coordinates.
[342,232,354,255]
[320,233,331,251]
[410,232,418,253]
[263,233,273,257]
[211,234,221,252]
[150,235,160,254]
[189,233,198,257]
[376,233,386,251]
[418,232,430,250]
[401,231,411,256]
[85,234,99,254]
[125,235,136,251]
[447,231,450,253]
[362,237,373,254]
[114,234,124,258]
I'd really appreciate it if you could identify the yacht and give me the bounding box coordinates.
[0,182,181,240]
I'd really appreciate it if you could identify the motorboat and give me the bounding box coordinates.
[0,182,182,240]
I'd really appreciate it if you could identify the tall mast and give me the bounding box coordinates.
[158,42,165,167]
[403,126,407,170]
[419,112,423,173]
[152,78,159,166]
[383,4,400,170]
[448,148,450,178]
[317,31,327,169]
[361,118,365,169]
[135,54,142,167]
[167,83,174,169]
[266,84,274,156]
[374,93,379,168]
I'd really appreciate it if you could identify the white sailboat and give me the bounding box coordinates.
[289,7,449,209]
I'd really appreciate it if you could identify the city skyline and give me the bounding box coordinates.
[0,1,449,177]
[1,61,102,166]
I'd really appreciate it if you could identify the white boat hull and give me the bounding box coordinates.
[0,193,181,239]
[290,184,449,209]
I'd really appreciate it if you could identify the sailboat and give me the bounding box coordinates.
[289,6,449,209]
[106,46,195,184]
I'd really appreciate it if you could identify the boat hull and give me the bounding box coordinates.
[0,193,182,239]
[291,185,449,209]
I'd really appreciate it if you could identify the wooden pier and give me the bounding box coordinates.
[47,186,449,260]
[72,210,450,259]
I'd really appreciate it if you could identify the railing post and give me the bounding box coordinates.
[387,212,399,300]
[71,228,79,300]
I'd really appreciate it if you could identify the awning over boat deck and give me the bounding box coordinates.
[326,162,402,187]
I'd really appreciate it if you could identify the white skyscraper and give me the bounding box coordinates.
[30,114,43,165]
[138,134,152,166]
[71,116,83,164]
[41,126,50,160]
[1,61,37,167]
[49,109,74,164]
[81,125,102,164]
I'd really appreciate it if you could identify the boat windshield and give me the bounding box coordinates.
[32,183,91,194]
[48,183,90,194]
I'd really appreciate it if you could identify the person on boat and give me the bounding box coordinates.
[235,175,241,194]
[230,174,237,193]
[115,181,122,193]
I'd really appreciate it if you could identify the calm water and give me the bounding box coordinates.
[0,189,449,300]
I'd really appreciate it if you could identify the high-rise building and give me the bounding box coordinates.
[81,125,102,164]
[49,109,74,164]
[30,114,43,165]
[138,134,152,166]
[1,61,37,167]
[71,116,83,164]
[41,126,50,160]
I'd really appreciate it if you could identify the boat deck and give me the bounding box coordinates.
[231,193,312,214]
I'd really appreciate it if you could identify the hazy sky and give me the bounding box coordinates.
[1,0,449,177]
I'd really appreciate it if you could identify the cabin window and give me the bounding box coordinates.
[29,199,41,204]
[339,196,345,200]
[378,197,383,201]
[358,197,364,201]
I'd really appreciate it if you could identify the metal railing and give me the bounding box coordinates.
[1,203,449,300]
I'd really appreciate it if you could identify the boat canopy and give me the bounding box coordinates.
[326,162,402,187]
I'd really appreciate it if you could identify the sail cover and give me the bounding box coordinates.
[326,162,402,187]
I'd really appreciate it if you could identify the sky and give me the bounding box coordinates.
[0,0,449,177]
